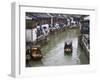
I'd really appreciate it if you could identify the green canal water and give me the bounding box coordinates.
[27,28,89,67]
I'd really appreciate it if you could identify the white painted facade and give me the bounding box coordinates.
[26,28,37,42]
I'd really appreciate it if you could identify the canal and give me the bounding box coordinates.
[27,28,89,67]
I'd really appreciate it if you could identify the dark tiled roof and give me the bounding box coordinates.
[32,13,51,19]
[50,14,65,19]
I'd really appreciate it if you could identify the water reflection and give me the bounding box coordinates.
[28,29,89,67]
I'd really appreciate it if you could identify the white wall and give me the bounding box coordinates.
[26,29,32,42]
[0,0,100,80]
